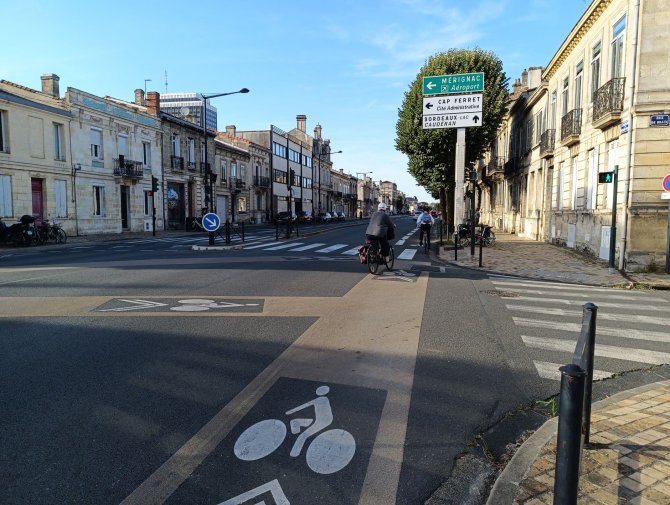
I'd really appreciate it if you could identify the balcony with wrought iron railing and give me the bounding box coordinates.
[200,162,210,175]
[504,157,519,176]
[113,158,144,179]
[186,161,196,171]
[561,108,582,146]
[171,155,184,170]
[487,156,505,176]
[230,177,246,192]
[593,77,625,130]
[254,175,270,188]
[540,129,556,158]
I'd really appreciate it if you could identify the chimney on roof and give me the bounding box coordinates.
[146,91,160,116]
[512,78,521,95]
[226,125,236,136]
[314,123,322,139]
[134,89,145,106]
[297,114,307,132]
[40,74,60,98]
[521,69,528,88]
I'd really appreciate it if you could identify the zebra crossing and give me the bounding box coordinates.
[490,275,670,381]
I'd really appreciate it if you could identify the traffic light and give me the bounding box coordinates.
[598,172,614,183]
[151,176,159,192]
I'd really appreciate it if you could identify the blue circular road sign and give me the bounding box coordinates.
[201,212,221,232]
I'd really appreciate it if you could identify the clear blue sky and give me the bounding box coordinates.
[3,0,592,203]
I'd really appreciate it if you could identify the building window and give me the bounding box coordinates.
[550,90,557,129]
[91,128,103,159]
[144,191,151,215]
[240,163,246,180]
[557,161,565,210]
[220,159,227,181]
[590,42,601,102]
[302,155,312,167]
[272,142,287,158]
[273,169,287,184]
[187,138,196,164]
[142,141,151,167]
[93,186,105,216]
[200,141,206,164]
[0,174,13,216]
[561,77,569,116]
[53,123,65,161]
[289,149,300,162]
[172,134,181,157]
[118,134,128,157]
[611,16,626,78]
[0,110,7,153]
[534,110,543,144]
[231,161,238,178]
[586,148,598,210]
[574,61,583,110]
[237,196,247,213]
[55,179,67,218]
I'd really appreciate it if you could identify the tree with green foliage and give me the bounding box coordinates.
[396,48,509,231]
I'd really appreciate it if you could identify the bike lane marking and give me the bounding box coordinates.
[121,271,429,505]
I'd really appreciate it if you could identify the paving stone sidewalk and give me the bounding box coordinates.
[438,232,670,289]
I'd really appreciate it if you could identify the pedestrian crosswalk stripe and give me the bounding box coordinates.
[513,317,670,343]
[263,242,305,250]
[289,243,326,251]
[494,285,667,302]
[522,335,670,365]
[315,244,349,253]
[506,304,670,326]
[341,248,360,256]
[491,279,665,299]
[397,249,417,260]
[509,295,668,312]
[532,360,613,381]
[244,240,288,249]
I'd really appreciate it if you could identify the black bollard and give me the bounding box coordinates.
[454,232,458,261]
[553,363,586,505]
[479,233,483,267]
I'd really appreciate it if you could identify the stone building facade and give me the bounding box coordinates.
[0,75,74,233]
[480,0,670,272]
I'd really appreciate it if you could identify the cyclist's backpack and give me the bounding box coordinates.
[421,213,432,224]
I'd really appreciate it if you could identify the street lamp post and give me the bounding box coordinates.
[355,171,373,217]
[317,147,342,214]
[201,88,249,245]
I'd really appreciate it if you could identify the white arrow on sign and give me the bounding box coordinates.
[98,299,168,312]
[426,81,436,90]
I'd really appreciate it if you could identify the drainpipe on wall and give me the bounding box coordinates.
[619,0,641,271]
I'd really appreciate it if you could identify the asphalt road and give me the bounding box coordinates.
[2,217,667,504]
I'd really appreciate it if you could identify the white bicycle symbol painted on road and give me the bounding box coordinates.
[233,385,356,475]
[169,299,260,312]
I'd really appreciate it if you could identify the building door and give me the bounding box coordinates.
[216,195,227,222]
[31,178,44,221]
[120,185,129,229]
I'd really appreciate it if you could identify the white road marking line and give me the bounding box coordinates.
[262,243,305,250]
[315,244,349,253]
[341,248,360,256]
[513,317,670,343]
[533,360,613,381]
[495,286,667,302]
[397,249,417,260]
[244,240,291,249]
[505,304,670,326]
[289,243,326,251]
[510,295,669,312]
[396,239,406,245]
[491,279,663,297]
[522,335,670,365]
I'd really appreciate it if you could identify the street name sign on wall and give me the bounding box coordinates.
[423,113,482,129]
[651,114,670,127]
[423,72,485,95]
[423,94,482,115]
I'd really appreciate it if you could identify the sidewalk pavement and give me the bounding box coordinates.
[437,232,670,289]
[435,234,670,504]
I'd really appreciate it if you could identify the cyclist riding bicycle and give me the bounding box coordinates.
[365,202,395,263]
[416,209,434,247]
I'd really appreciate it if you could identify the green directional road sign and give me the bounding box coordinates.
[423,72,485,95]
[598,171,614,183]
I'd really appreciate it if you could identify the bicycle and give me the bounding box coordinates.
[419,223,431,254]
[36,220,67,244]
[364,238,394,275]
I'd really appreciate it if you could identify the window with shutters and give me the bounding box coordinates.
[93,186,105,216]
[53,123,65,161]
[91,128,103,159]
[55,179,67,217]
[590,42,601,102]
[0,174,13,216]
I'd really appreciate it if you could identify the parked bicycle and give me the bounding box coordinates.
[35,220,67,244]
[359,238,394,274]
[459,224,496,247]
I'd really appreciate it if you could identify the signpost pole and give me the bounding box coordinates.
[608,166,619,274]
[666,198,670,274]
[455,128,466,229]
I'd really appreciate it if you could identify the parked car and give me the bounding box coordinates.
[335,211,346,221]
[296,211,313,224]
[273,211,296,225]
[315,212,331,222]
